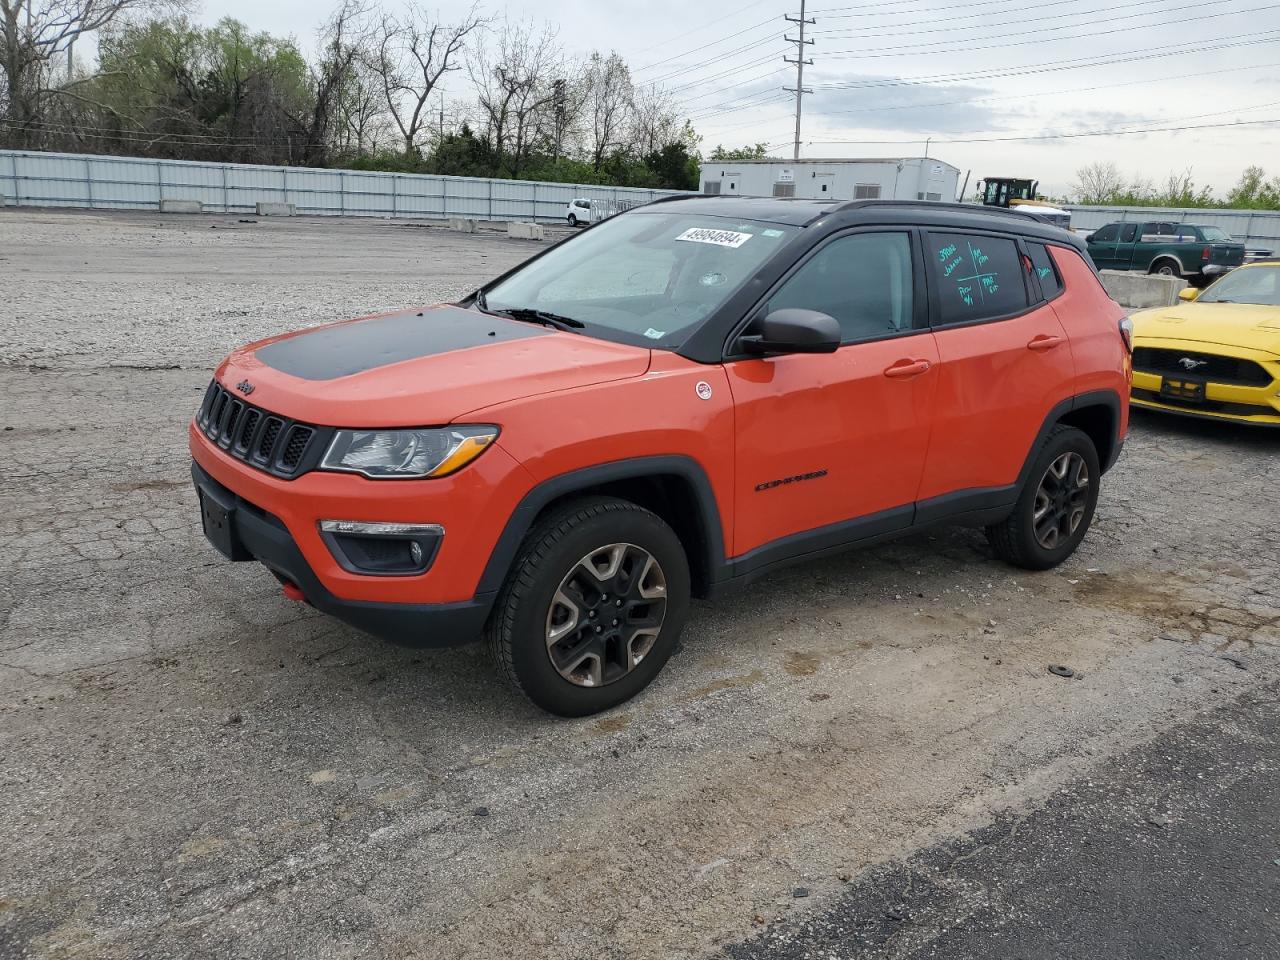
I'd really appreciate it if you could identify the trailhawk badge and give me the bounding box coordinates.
[695,381,713,400]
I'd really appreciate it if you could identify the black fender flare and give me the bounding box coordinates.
[475,455,729,597]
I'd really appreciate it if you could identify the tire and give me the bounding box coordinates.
[985,425,1101,571]
[1150,259,1180,278]
[485,497,691,717]
[567,213,578,226]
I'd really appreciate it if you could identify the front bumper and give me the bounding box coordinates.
[1130,339,1280,427]
[193,461,493,646]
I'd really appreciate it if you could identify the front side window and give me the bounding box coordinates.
[1198,265,1280,305]
[765,232,914,342]
[483,212,798,348]
[928,232,1030,324]
[1091,224,1120,243]
[1027,243,1063,298]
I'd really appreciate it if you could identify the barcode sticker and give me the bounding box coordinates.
[675,228,753,248]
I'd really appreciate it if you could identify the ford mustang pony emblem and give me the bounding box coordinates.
[1178,357,1209,371]
[235,379,255,395]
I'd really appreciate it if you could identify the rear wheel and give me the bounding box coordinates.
[485,497,690,716]
[986,425,1100,571]
[1150,259,1180,278]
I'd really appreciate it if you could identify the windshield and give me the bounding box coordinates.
[1198,265,1280,305]
[1200,226,1231,242]
[483,212,799,348]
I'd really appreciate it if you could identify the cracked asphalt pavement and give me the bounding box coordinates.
[1,209,1278,959]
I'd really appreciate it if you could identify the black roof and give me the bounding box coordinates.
[641,195,1078,245]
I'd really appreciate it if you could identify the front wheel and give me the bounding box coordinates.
[986,425,1100,570]
[567,213,578,226]
[486,497,690,716]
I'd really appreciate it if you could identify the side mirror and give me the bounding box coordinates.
[741,309,841,355]
[1178,287,1199,302]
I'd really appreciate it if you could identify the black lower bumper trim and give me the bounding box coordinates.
[191,461,492,647]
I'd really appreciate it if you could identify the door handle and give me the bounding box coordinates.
[883,359,932,379]
[1027,335,1064,352]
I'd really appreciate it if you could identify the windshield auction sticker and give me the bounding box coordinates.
[675,227,753,248]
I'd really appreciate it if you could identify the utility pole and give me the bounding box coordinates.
[783,0,814,161]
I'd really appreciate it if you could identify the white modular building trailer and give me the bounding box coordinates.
[701,158,961,203]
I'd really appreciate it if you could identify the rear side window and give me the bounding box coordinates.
[928,233,1029,324]
[1091,224,1120,243]
[1120,223,1138,242]
[1026,243,1063,298]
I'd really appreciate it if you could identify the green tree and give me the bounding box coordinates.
[707,142,770,161]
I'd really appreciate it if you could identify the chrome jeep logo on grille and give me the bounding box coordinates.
[1178,357,1209,371]
[235,379,255,395]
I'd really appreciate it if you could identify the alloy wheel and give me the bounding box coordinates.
[545,543,668,688]
[1032,452,1090,550]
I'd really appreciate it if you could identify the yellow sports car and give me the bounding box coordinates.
[1129,260,1280,427]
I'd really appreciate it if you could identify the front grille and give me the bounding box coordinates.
[1132,347,1272,387]
[196,380,330,479]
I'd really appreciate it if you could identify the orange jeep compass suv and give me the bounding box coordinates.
[191,198,1131,715]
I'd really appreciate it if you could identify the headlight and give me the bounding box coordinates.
[321,426,499,479]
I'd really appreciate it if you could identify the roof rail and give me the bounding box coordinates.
[832,199,1047,221]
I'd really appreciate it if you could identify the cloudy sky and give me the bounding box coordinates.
[198,0,1280,197]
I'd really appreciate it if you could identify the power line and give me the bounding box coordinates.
[812,0,1201,39]
[808,116,1280,145]
[633,16,780,74]
[645,32,786,86]
[810,61,1280,120]
[813,31,1280,90]
[818,3,1280,59]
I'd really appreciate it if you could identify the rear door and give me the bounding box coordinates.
[724,229,938,560]
[916,230,1077,508]
[1111,222,1140,269]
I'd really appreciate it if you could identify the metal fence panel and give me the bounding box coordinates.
[1064,205,1280,250]
[0,148,690,219]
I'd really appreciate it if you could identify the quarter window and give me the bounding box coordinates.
[766,232,914,342]
[928,233,1029,324]
[1026,243,1063,298]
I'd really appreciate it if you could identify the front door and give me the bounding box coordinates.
[725,230,939,561]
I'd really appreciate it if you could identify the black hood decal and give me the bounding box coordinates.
[254,306,548,380]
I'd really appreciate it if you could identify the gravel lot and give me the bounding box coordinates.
[1,209,1278,960]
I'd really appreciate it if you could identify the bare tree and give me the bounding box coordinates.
[629,81,684,156]
[470,18,561,176]
[1070,161,1124,205]
[296,0,370,166]
[373,2,482,157]
[583,51,632,171]
[1,0,178,147]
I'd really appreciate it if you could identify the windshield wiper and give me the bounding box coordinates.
[487,307,586,332]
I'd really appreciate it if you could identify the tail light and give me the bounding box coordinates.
[1119,316,1134,353]
[1202,246,1211,261]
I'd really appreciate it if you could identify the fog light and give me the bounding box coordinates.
[318,520,443,575]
